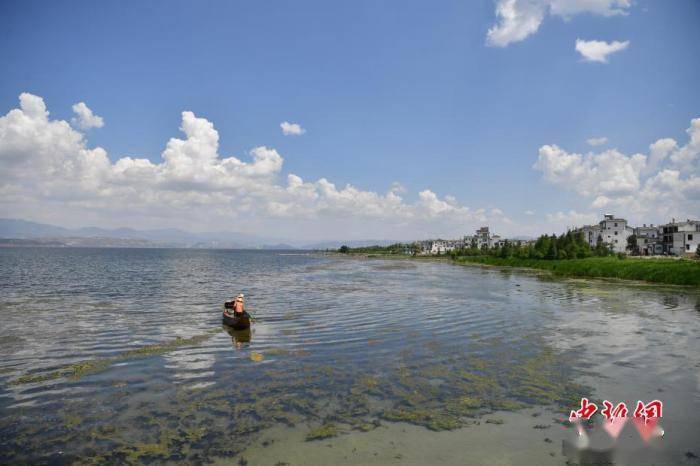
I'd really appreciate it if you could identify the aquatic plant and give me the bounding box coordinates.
[2,325,590,464]
[10,333,216,385]
[306,423,340,441]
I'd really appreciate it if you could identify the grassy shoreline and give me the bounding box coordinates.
[454,256,700,286]
[331,252,700,286]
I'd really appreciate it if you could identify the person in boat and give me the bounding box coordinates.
[227,294,252,320]
[232,294,245,314]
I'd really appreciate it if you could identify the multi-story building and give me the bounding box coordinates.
[468,226,504,249]
[578,224,602,249]
[575,214,633,253]
[660,219,700,256]
[632,224,659,256]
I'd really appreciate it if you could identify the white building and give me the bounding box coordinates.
[575,214,633,253]
[467,226,497,249]
[661,219,700,256]
[429,240,451,254]
[633,224,659,256]
[421,239,462,254]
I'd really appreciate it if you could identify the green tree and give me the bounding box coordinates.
[339,245,349,253]
[546,240,558,260]
[627,234,638,254]
[411,242,422,256]
[594,235,611,257]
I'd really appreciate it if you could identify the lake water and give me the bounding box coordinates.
[1,248,699,465]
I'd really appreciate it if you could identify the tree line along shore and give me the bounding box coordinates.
[336,232,700,286]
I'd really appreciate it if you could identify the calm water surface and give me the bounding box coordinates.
[0,248,699,465]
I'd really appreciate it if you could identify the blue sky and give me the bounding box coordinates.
[0,0,699,240]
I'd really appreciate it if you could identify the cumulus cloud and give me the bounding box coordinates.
[0,93,510,240]
[486,0,631,47]
[71,102,104,129]
[586,137,608,146]
[546,210,598,227]
[533,117,700,223]
[575,39,629,63]
[280,121,305,136]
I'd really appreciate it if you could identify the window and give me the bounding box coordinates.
[689,234,693,240]
[614,223,618,227]
[614,231,618,235]
[615,240,618,243]
[687,244,691,250]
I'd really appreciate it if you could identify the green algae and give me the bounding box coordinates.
[357,375,380,389]
[10,333,214,385]
[64,414,83,430]
[351,419,381,432]
[381,408,461,431]
[306,423,340,441]
[5,327,590,464]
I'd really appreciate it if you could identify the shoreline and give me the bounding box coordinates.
[324,252,700,287]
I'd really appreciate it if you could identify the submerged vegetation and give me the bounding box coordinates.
[306,423,340,441]
[2,332,587,464]
[10,332,216,385]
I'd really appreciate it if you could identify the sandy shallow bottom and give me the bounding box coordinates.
[214,406,676,466]
[215,409,571,466]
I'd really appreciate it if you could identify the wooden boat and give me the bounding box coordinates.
[222,311,251,330]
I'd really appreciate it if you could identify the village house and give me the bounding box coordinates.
[574,214,633,253]
[632,224,659,255]
[573,215,699,257]
[415,216,699,258]
[420,238,464,254]
[660,219,700,256]
[463,226,500,250]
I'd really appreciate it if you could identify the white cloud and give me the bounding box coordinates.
[533,117,700,223]
[549,0,631,17]
[486,0,631,47]
[0,93,511,240]
[586,137,608,146]
[71,102,104,129]
[575,39,630,63]
[524,210,535,215]
[546,210,598,227]
[280,121,305,136]
[486,0,546,48]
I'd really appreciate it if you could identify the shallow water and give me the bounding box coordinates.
[0,248,699,464]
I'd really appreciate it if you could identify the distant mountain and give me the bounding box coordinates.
[0,218,409,251]
[261,243,297,250]
[0,236,177,248]
[0,218,72,238]
[0,218,282,249]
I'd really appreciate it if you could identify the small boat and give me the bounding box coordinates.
[222,311,251,330]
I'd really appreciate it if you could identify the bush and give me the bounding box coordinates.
[617,252,626,260]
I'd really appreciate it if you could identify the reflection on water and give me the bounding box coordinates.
[225,327,252,348]
[0,248,699,464]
